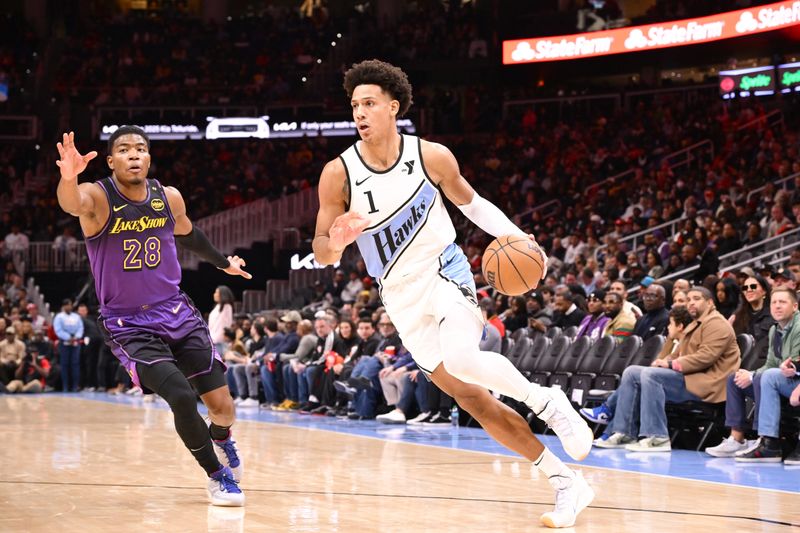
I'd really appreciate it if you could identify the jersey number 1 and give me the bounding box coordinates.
[364,190,379,214]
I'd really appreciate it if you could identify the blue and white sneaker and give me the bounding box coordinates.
[213,435,243,483]
[207,466,245,507]
[579,404,612,425]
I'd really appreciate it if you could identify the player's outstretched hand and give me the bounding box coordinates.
[222,255,252,279]
[329,211,369,252]
[56,131,98,180]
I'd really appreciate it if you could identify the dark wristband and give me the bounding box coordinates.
[175,227,230,269]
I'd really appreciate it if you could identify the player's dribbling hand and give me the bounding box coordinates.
[222,255,252,279]
[329,211,369,252]
[525,233,548,279]
[56,131,98,180]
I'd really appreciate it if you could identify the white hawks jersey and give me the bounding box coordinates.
[339,134,456,281]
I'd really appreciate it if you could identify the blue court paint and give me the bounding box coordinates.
[66,392,799,494]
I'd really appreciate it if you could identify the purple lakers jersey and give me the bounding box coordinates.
[85,177,181,315]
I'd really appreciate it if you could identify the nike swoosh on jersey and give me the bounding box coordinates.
[113,204,128,212]
[171,302,183,314]
[355,175,373,186]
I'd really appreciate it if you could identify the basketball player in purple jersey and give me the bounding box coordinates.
[56,127,248,506]
[314,61,594,528]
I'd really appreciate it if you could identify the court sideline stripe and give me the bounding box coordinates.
[0,479,796,528]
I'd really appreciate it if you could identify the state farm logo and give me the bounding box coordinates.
[736,2,800,33]
[510,36,613,62]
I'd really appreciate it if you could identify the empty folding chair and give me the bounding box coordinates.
[736,333,755,365]
[589,335,643,396]
[628,335,665,368]
[562,325,579,339]
[519,335,551,378]
[545,326,562,339]
[548,336,593,391]
[529,335,572,386]
[569,336,616,406]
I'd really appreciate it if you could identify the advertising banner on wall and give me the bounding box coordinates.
[778,61,800,92]
[99,117,417,141]
[718,65,776,99]
[503,1,800,64]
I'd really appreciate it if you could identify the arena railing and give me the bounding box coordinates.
[626,227,800,293]
[593,214,688,260]
[177,187,319,269]
[735,109,784,131]
[746,170,800,204]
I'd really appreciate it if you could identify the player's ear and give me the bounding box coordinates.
[390,100,399,117]
[106,155,114,169]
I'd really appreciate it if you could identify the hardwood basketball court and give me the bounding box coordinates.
[1,395,797,532]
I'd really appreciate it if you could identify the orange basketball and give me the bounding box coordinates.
[481,235,546,296]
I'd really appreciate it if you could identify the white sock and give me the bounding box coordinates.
[534,448,575,485]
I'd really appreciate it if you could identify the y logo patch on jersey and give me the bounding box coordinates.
[403,161,415,174]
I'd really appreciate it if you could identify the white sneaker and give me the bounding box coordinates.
[529,385,594,461]
[540,470,594,528]
[125,386,143,396]
[207,467,245,507]
[625,436,671,452]
[376,409,407,424]
[237,398,259,408]
[705,436,752,458]
[407,412,431,425]
[593,432,635,449]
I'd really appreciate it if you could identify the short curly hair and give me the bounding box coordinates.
[343,60,413,117]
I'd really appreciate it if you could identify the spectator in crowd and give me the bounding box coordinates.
[479,299,502,353]
[3,224,29,257]
[298,315,344,412]
[340,272,364,305]
[347,313,402,420]
[633,283,669,340]
[765,204,793,238]
[25,303,46,334]
[77,303,102,392]
[376,368,431,425]
[6,346,50,394]
[603,292,636,343]
[596,287,739,452]
[332,317,383,415]
[525,291,552,336]
[209,285,234,356]
[609,280,642,319]
[261,311,304,410]
[258,317,285,408]
[551,291,586,329]
[222,328,248,398]
[706,288,800,458]
[53,298,83,392]
[275,318,316,411]
[579,267,597,296]
[730,274,773,343]
[582,306,694,427]
[576,289,609,341]
[231,322,266,408]
[736,288,800,464]
[715,223,742,257]
[0,326,26,385]
[376,345,417,420]
[500,296,528,334]
[772,269,797,291]
[714,277,741,319]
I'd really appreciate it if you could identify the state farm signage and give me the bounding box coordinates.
[504,1,800,64]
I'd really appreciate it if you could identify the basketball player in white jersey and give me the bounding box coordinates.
[313,60,594,528]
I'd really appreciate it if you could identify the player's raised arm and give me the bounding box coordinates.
[421,140,527,239]
[164,186,251,279]
[56,131,100,217]
[313,159,368,266]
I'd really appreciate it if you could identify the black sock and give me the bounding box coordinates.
[209,422,231,441]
